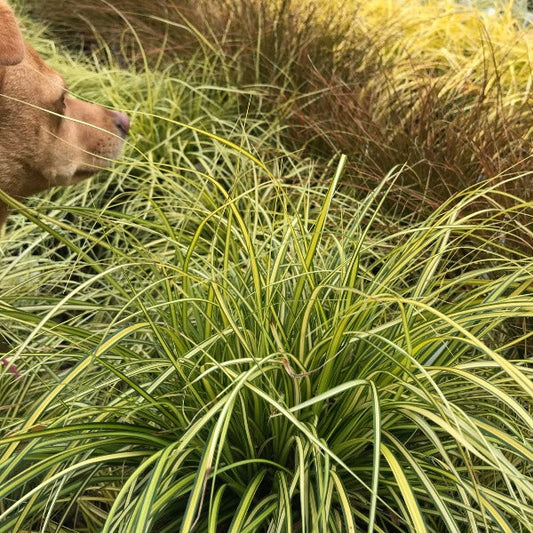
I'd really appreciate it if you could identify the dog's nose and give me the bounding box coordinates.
[114,112,130,136]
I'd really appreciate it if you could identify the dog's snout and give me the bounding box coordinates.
[114,111,130,137]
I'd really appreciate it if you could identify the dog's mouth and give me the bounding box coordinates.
[73,156,116,179]
[76,168,98,177]
[71,167,101,182]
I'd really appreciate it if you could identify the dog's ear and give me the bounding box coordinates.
[0,1,25,66]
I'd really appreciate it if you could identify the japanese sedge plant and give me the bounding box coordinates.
[1,148,531,531]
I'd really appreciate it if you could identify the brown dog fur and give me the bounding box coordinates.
[0,0,129,228]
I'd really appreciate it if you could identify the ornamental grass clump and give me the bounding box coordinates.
[1,145,531,530]
[299,0,533,206]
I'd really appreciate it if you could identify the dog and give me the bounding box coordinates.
[0,0,129,228]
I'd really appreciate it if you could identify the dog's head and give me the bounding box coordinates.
[0,0,129,225]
